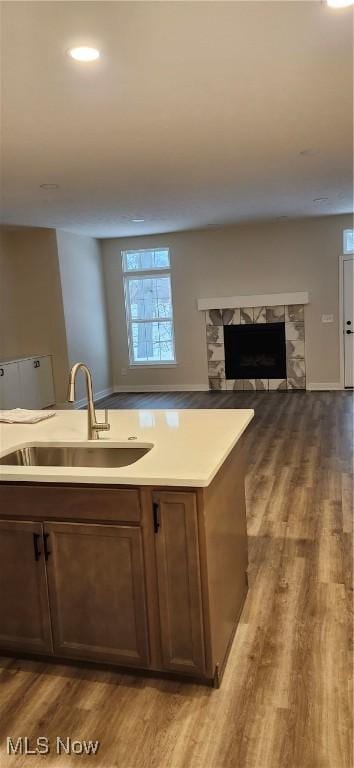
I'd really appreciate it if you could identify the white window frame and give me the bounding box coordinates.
[122,248,177,367]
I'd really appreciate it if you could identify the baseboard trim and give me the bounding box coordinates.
[56,386,114,409]
[113,383,209,393]
[307,382,343,391]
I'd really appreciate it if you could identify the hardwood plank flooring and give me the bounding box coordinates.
[0,391,353,768]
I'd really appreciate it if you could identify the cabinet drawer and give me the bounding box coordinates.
[0,485,141,523]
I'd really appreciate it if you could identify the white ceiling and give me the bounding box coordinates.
[1,1,353,238]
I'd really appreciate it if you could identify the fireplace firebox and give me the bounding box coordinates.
[224,322,286,380]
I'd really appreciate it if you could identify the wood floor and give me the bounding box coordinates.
[0,391,353,768]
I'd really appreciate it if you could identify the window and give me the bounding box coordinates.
[122,248,176,365]
[343,229,354,254]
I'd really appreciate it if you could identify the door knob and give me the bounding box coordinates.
[346,330,354,335]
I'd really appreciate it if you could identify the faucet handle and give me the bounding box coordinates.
[99,409,110,431]
[92,409,110,438]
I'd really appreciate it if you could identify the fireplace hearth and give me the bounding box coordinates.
[224,323,286,380]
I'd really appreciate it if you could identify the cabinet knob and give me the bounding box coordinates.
[0,368,4,377]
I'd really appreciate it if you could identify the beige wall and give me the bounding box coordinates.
[0,228,69,402]
[1,216,351,402]
[102,214,353,389]
[56,230,111,402]
[0,230,21,358]
[0,227,112,405]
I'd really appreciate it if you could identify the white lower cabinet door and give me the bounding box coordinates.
[19,358,41,409]
[18,356,55,409]
[37,356,55,407]
[0,362,23,409]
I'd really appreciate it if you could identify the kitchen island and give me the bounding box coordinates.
[0,408,253,686]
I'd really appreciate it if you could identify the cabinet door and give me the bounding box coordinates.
[0,362,22,409]
[18,357,55,409]
[37,356,55,407]
[18,358,41,408]
[0,520,52,653]
[153,492,205,675]
[45,522,149,666]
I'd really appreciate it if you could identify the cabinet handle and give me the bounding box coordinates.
[43,533,51,560]
[33,533,41,561]
[0,368,4,377]
[153,502,160,534]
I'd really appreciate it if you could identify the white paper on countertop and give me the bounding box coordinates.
[0,409,56,424]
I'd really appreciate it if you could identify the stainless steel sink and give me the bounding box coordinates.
[0,444,152,468]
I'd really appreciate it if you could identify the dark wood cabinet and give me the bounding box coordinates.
[153,491,205,675]
[44,521,149,666]
[0,520,52,654]
[0,438,249,686]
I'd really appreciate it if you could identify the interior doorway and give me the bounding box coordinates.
[343,257,354,388]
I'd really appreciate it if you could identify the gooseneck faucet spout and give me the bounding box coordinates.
[67,362,110,440]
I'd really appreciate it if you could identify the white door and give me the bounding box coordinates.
[344,259,354,388]
[0,362,23,409]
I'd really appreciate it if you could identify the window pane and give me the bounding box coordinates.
[131,321,174,362]
[128,278,153,320]
[125,252,141,271]
[139,251,154,270]
[122,248,170,272]
[127,276,172,321]
[344,230,354,254]
[155,277,172,318]
[153,250,170,269]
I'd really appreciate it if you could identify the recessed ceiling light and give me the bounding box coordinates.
[313,197,329,202]
[68,46,100,62]
[40,183,59,190]
[327,0,354,8]
[131,218,145,223]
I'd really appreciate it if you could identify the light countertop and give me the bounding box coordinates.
[0,408,254,487]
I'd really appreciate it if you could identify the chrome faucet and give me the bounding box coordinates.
[67,362,110,440]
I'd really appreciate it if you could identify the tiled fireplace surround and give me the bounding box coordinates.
[205,303,306,391]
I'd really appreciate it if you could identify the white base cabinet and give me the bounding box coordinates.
[0,362,23,410]
[0,355,55,410]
